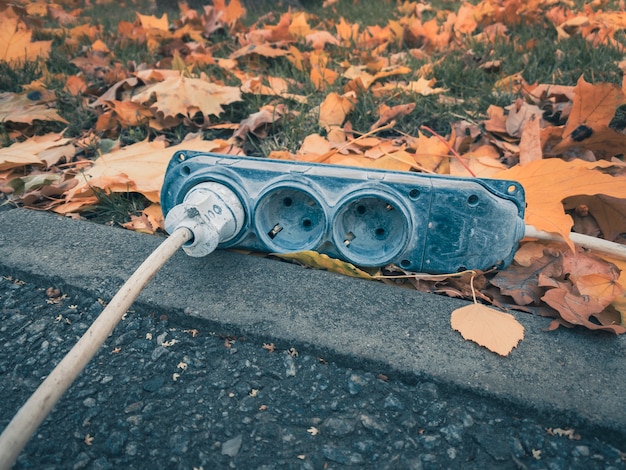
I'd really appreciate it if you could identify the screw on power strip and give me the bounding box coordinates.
[161,152,527,272]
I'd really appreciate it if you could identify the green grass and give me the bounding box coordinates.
[84,187,152,226]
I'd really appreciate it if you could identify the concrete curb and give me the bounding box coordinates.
[0,208,624,439]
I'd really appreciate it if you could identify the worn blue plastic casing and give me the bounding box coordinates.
[160,151,526,273]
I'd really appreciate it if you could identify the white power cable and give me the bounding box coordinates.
[524,225,626,260]
[0,227,192,470]
[0,181,246,469]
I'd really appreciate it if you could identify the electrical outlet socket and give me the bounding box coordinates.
[254,185,327,252]
[161,152,526,273]
[332,192,411,267]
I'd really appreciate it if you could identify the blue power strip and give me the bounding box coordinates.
[161,151,526,273]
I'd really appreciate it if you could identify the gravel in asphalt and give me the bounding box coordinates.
[1,275,625,469]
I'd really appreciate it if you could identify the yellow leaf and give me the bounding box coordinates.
[273,251,374,280]
[289,12,313,38]
[310,66,339,91]
[59,135,229,211]
[213,0,246,26]
[131,76,241,120]
[319,92,354,133]
[327,153,414,172]
[0,133,72,171]
[450,304,524,356]
[0,15,51,64]
[136,13,169,31]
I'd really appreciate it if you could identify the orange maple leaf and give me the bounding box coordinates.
[551,76,626,156]
[131,76,241,121]
[493,158,626,248]
[60,135,238,210]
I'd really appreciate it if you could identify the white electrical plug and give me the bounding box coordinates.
[164,182,245,257]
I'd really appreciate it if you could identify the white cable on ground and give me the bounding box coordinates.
[524,225,626,260]
[0,227,192,470]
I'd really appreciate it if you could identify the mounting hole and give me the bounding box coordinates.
[400,259,411,269]
[507,184,517,194]
[409,189,420,200]
[177,152,186,162]
[457,266,467,272]
[467,194,479,206]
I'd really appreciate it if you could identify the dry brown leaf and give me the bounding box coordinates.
[273,251,373,280]
[230,43,290,60]
[575,273,623,307]
[541,285,626,334]
[563,195,626,243]
[451,303,524,356]
[318,92,354,138]
[505,101,543,138]
[60,135,233,209]
[374,77,447,97]
[102,100,153,128]
[234,104,286,140]
[0,133,73,171]
[483,105,508,134]
[518,114,543,165]
[0,92,68,125]
[491,253,561,306]
[327,153,414,172]
[409,132,450,173]
[306,30,341,49]
[212,0,246,26]
[310,66,339,91]
[370,103,415,130]
[450,144,506,177]
[298,134,332,160]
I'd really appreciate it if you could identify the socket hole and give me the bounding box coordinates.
[374,227,386,239]
[302,219,312,229]
[268,223,283,239]
[343,231,355,247]
[400,259,411,269]
[180,165,191,176]
[283,197,293,207]
[409,189,420,200]
[467,194,479,206]
[356,205,367,215]
[457,266,467,272]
